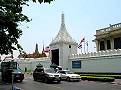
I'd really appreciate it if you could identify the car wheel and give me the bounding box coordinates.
[66,77,70,82]
[42,78,45,82]
[44,77,49,83]
[33,77,37,81]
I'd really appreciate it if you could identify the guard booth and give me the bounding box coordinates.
[0,61,24,83]
[1,61,17,82]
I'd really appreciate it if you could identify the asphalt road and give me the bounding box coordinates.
[1,76,121,90]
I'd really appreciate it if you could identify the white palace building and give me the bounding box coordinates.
[17,13,121,73]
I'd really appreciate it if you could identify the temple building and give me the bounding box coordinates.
[94,23,121,51]
[49,13,78,69]
[18,43,47,59]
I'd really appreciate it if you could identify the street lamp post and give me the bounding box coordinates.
[11,72,14,90]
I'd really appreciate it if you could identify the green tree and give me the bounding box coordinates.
[0,0,54,55]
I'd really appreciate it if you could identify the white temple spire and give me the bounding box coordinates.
[50,13,77,45]
[61,12,65,25]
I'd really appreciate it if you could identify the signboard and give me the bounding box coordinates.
[72,60,81,68]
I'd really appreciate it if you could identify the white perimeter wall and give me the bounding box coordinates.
[69,55,121,73]
[17,58,51,72]
[15,49,121,73]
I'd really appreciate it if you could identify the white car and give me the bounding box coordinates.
[57,70,81,82]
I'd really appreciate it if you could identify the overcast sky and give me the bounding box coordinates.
[12,0,121,57]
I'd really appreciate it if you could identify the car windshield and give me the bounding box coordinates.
[64,71,73,74]
[44,68,56,73]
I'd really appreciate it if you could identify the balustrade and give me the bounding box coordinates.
[96,23,121,35]
[69,49,121,59]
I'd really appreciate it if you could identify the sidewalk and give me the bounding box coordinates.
[24,72,32,78]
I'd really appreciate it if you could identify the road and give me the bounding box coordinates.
[1,75,121,90]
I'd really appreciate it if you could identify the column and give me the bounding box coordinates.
[111,38,114,50]
[104,40,107,50]
[96,40,99,51]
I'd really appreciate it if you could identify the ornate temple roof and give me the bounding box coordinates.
[50,13,77,45]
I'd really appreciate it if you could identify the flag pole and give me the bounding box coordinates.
[78,37,85,54]
[84,42,85,54]
[86,41,88,53]
[84,38,86,54]
[42,40,44,54]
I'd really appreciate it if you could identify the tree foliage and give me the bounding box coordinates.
[0,0,54,55]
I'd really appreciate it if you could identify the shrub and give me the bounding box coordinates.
[81,76,115,82]
[95,75,121,79]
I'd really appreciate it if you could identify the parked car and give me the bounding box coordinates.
[57,70,81,82]
[12,68,24,82]
[33,68,61,83]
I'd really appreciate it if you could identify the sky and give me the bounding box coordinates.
[12,0,121,57]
